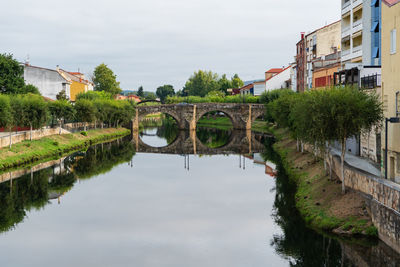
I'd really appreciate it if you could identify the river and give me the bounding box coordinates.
[0,126,399,266]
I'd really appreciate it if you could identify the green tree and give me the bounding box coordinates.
[144,92,157,101]
[183,70,220,97]
[218,74,232,94]
[93,63,122,96]
[23,84,40,95]
[231,74,244,89]
[0,95,12,148]
[56,89,68,100]
[156,85,175,103]
[48,100,75,134]
[0,53,25,94]
[137,86,144,97]
[76,91,113,101]
[22,95,49,141]
[74,99,96,131]
[328,87,383,193]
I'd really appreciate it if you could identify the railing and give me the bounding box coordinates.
[353,19,362,28]
[342,49,351,56]
[342,25,351,33]
[361,74,381,89]
[353,45,362,52]
[343,0,351,9]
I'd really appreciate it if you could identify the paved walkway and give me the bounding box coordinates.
[330,147,382,178]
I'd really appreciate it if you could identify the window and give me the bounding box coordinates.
[391,29,397,54]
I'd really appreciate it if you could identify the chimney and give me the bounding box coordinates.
[301,32,305,39]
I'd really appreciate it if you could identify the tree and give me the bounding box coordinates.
[48,100,75,134]
[56,89,68,100]
[144,92,157,101]
[22,95,49,141]
[0,53,25,94]
[93,63,122,96]
[183,70,220,97]
[156,85,175,103]
[0,95,12,148]
[23,84,40,95]
[76,91,113,101]
[231,74,244,89]
[328,86,383,193]
[218,74,231,94]
[74,99,96,131]
[137,86,144,97]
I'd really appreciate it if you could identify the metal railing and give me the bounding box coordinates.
[361,74,381,89]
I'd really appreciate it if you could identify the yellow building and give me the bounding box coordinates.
[382,0,400,182]
[58,69,94,101]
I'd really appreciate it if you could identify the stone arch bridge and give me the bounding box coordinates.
[132,103,265,131]
[131,130,268,155]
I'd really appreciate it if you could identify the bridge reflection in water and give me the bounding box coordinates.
[131,129,269,156]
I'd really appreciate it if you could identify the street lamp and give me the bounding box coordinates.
[385,117,400,179]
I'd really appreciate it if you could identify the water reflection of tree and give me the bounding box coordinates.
[156,119,179,145]
[0,138,135,233]
[196,127,232,148]
[264,139,350,266]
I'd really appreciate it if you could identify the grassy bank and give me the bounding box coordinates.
[270,126,377,238]
[0,128,131,172]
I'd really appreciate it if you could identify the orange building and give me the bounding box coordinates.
[312,52,341,90]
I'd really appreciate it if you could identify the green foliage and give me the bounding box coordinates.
[0,95,11,129]
[156,85,175,103]
[93,63,122,96]
[144,92,157,100]
[74,99,96,125]
[76,90,113,101]
[0,53,25,94]
[21,94,49,130]
[56,89,68,100]
[137,86,144,97]
[165,94,260,104]
[48,100,75,123]
[183,70,245,96]
[23,84,40,95]
[80,131,88,136]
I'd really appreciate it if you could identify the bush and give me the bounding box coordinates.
[80,131,88,136]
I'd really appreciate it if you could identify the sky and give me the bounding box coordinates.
[0,0,340,92]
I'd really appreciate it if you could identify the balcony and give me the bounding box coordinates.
[353,45,362,53]
[361,74,381,89]
[342,49,351,56]
[353,0,363,8]
[353,19,363,33]
[342,25,351,38]
[342,0,351,15]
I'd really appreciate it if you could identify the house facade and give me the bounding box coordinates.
[305,21,341,89]
[312,52,341,90]
[296,33,306,93]
[265,65,294,91]
[58,69,94,101]
[381,0,400,182]
[23,64,71,100]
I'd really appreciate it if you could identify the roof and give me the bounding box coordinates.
[305,20,341,37]
[253,80,266,84]
[238,84,254,91]
[383,0,400,6]
[266,65,293,81]
[59,69,93,85]
[265,68,284,74]
[23,64,71,83]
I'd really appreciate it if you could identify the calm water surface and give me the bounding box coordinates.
[0,126,399,266]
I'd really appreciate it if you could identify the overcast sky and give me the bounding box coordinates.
[1,0,340,92]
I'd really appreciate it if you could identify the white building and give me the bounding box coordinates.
[341,0,364,64]
[23,64,71,100]
[265,65,294,92]
[253,80,266,96]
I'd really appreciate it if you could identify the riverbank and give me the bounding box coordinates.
[0,128,131,172]
[270,126,378,238]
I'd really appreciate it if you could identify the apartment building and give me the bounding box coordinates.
[305,21,341,89]
[341,0,364,64]
[381,0,400,182]
[296,33,306,93]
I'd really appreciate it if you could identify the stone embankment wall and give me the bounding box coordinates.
[328,153,400,253]
[0,128,70,149]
